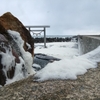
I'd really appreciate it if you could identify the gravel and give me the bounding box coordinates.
[0,63,100,100]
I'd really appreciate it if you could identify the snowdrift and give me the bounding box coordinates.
[34,42,99,81]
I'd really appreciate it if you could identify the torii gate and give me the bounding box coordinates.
[25,26,50,48]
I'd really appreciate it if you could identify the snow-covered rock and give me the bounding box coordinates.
[0,12,35,86]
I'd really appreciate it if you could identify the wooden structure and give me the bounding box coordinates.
[25,26,50,48]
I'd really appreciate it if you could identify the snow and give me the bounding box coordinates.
[1,45,15,73]
[2,30,36,85]
[33,63,41,71]
[0,43,26,85]
[33,63,41,69]
[81,46,100,62]
[8,30,35,75]
[35,42,79,59]
[0,39,28,85]
[1,37,100,85]
[0,41,16,80]
[26,42,31,50]
[6,57,25,84]
[34,42,98,81]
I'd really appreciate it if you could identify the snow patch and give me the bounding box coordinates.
[6,57,25,84]
[7,30,35,75]
[34,57,96,81]
[1,50,15,72]
[0,43,15,78]
[34,42,79,59]
[33,63,41,69]
[34,42,99,81]
[26,42,31,50]
[81,46,100,62]
[32,63,41,71]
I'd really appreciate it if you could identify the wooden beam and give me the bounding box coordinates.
[44,27,46,48]
[25,26,50,28]
[30,30,44,31]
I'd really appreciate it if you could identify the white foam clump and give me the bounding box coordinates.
[34,57,96,81]
[34,42,99,81]
[6,57,25,84]
[7,30,35,75]
[0,42,26,85]
[0,44,15,77]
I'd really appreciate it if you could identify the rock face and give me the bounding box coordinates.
[0,12,34,56]
[0,12,35,86]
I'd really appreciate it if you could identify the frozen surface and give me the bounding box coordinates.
[34,42,99,81]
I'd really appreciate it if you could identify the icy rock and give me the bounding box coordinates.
[0,12,35,86]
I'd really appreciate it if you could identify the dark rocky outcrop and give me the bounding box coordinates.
[34,37,71,43]
[0,12,34,86]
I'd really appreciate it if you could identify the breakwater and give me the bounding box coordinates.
[34,37,71,43]
[78,35,100,54]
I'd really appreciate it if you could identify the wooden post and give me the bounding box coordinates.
[44,27,46,48]
[28,27,31,32]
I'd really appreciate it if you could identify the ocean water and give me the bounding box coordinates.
[33,35,74,38]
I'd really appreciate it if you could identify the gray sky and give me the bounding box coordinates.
[1,0,100,35]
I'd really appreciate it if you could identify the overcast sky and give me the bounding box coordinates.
[1,0,100,35]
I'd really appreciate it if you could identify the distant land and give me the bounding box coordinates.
[33,35,77,43]
[33,35,74,38]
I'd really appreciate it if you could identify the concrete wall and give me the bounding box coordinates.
[78,35,100,55]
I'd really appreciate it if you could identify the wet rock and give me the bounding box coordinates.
[0,70,6,86]
[33,58,49,70]
[7,67,15,79]
[33,53,60,71]
[0,36,16,82]
[34,53,60,61]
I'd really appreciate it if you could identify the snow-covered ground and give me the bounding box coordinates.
[2,41,100,87]
[34,42,79,59]
[34,42,99,81]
